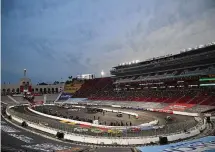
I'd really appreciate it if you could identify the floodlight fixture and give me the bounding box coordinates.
[101,70,104,77]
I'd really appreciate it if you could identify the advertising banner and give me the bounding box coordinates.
[163,103,195,111]
[153,109,173,114]
[107,129,122,134]
[74,127,89,133]
[137,136,215,152]
[127,127,141,133]
[33,93,42,96]
[64,83,82,94]
[91,128,104,134]
[59,93,73,100]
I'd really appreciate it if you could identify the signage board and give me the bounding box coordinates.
[59,93,73,100]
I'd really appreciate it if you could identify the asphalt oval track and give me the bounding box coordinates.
[10,104,198,138]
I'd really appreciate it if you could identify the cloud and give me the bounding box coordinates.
[2,0,215,83]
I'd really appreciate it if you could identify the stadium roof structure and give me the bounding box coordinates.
[113,42,215,69]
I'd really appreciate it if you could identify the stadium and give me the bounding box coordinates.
[1,42,215,152]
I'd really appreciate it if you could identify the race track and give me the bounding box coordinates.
[10,104,198,137]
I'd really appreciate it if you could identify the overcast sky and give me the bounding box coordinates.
[2,0,215,84]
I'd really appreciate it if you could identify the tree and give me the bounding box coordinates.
[65,80,72,84]
[53,81,59,85]
[39,82,48,85]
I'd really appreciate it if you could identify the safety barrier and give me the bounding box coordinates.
[55,100,202,117]
[210,116,215,120]
[204,113,212,117]
[6,105,160,145]
[55,102,199,117]
[102,108,139,118]
[111,105,122,108]
[27,106,156,129]
[150,109,173,114]
[149,108,199,116]
[6,106,59,135]
[173,111,199,117]
[167,129,200,142]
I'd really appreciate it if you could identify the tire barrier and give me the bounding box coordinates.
[21,121,28,127]
[206,117,211,123]
[8,115,12,120]
[2,110,6,115]
[56,132,64,139]
[159,136,168,145]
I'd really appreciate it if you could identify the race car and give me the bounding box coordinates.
[165,116,173,121]
[116,112,123,117]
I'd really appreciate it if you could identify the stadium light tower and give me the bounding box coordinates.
[24,69,27,77]
[101,70,104,77]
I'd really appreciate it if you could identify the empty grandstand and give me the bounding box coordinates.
[69,43,215,112]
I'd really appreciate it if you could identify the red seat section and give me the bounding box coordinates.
[71,77,215,107]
